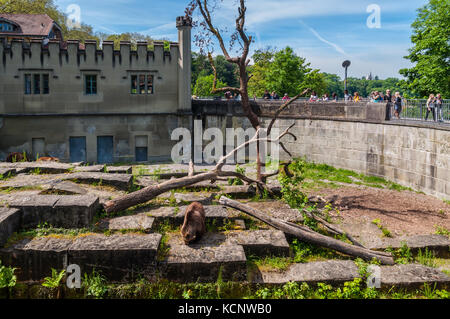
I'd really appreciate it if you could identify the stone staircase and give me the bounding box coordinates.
[0,198,449,289]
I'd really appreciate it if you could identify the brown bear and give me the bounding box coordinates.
[6,152,27,163]
[180,202,206,245]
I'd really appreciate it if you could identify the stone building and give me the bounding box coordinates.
[0,15,192,163]
[0,14,63,42]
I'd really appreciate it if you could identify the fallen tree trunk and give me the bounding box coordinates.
[219,196,395,265]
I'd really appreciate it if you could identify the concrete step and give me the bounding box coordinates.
[106,166,132,174]
[253,260,450,290]
[99,214,155,232]
[74,165,105,173]
[0,208,21,247]
[161,240,247,283]
[0,167,16,178]
[368,235,450,258]
[148,205,241,227]
[7,195,100,229]
[64,172,133,190]
[0,233,162,282]
[0,162,74,174]
[226,230,290,257]
[39,181,88,195]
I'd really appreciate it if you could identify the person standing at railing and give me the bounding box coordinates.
[394,92,402,119]
[425,94,436,121]
[436,94,444,122]
[353,92,361,102]
[384,90,393,120]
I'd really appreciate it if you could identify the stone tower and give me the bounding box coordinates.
[177,16,192,112]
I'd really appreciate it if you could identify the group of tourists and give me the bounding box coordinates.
[426,94,445,122]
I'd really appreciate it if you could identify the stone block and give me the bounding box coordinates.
[380,264,450,290]
[8,195,60,229]
[162,241,247,283]
[53,195,100,228]
[102,214,155,232]
[65,172,133,190]
[256,260,360,285]
[226,230,290,257]
[106,166,132,174]
[74,165,105,173]
[68,234,161,282]
[0,208,21,247]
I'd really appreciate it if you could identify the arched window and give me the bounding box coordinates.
[0,22,17,32]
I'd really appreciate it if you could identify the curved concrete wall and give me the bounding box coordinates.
[270,118,450,201]
[194,100,450,200]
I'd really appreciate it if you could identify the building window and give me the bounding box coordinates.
[43,74,49,94]
[85,75,97,95]
[131,74,154,95]
[33,74,40,94]
[131,75,137,94]
[24,74,31,94]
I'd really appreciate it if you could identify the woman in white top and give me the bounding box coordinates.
[425,94,436,121]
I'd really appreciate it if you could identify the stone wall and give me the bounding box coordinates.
[193,100,450,200]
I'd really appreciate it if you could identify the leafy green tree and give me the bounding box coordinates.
[266,47,311,96]
[193,74,226,97]
[399,0,450,97]
[300,70,327,96]
[247,47,275,97]
[323,73,344,97]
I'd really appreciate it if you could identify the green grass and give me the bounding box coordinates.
[372,219,393,238]
[291,158,414,192]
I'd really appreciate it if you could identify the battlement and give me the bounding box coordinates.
[0,37,180,67]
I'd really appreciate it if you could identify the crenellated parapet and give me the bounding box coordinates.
[0,37,180,68]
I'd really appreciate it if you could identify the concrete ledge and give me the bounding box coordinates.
[380,264,450,290]
[226,230,290,257]
[74,165,105,173]
[7,195,100,228]
[1,234,162,282]
[162,243,247,283]
[106,166,132,174]
[64,172,133,190]
[0,167,16,177]
[0,208,21,247]
[68,234,161,282]
[0,162,74,174]
[368,235,450,258]
[256,260,360,285]
[100,214,155,232]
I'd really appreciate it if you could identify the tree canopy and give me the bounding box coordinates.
[399,0,450,98]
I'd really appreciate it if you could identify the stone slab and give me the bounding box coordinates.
[157,192,213,205]
[255,260,360,285]
[0,162,74,174]
[7,195,99,228]
[68,233,162,282]
[220,185,256,199]
[0,168,16,178]
[0,237,73,281]
[368,235,450,257]
[64,172,133,190]
[106,166,132,174]
[42,181,88,195]
[226,230,290,257]
[162,242,247,283]
[8,195,61,229]
[380,264,450,290]
[74,165,105,173]
[53,195,100,228]
[100,214,155,232]
[148,205,240,227]
[0,207,21,247]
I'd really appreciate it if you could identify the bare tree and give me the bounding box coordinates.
[186,0,308,184]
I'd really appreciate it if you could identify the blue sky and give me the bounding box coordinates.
[54,0,428,79]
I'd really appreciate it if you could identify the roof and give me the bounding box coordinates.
[0,14,59,37]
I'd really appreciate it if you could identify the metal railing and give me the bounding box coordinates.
[396,99,450,123]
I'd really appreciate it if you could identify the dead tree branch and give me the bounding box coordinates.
[219,197,395,265]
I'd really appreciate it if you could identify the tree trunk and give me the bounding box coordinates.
[104,171,217,213]
[219,197,395,265]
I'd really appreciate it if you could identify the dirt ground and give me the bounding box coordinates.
[308,186,449,237]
